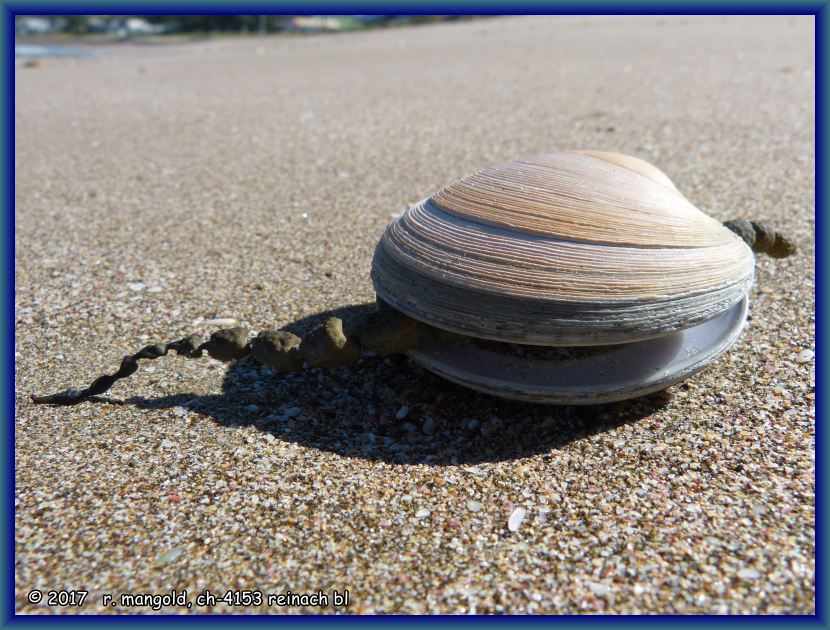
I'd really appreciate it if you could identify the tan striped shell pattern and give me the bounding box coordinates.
[372,151,754,346]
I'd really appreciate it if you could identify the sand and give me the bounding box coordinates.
[15,15,815,614]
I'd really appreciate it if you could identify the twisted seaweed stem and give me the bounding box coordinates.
[30,308,420,406]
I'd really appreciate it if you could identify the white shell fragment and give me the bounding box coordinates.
[202,318,238,327]
[795,349,814,363]
[508,507,527,532]
[737,568,762,580]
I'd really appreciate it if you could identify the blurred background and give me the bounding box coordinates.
[15,14,479,40]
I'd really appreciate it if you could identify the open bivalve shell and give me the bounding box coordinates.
[372,151,755,404]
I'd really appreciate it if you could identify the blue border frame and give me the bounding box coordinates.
[4,1,825,624]
[4,2,13,627]
[816,3,825,627]
[2,1,828,14]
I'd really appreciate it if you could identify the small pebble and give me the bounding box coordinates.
[127,282,145,292]
[415,508,430,518]
[467,501,482,512]
[395,405,410,420]
[738,568,762,579]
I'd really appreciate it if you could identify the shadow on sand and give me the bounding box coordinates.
[120,302,671,465]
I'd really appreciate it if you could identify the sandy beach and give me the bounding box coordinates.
[15,15,814,614]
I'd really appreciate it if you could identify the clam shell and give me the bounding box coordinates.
[372,151,754,346]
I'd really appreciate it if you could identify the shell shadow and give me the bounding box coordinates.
[125,302,672,465]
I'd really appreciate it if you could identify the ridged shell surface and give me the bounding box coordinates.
[372,151,754,346]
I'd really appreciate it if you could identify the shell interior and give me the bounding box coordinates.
[407,296,748,405]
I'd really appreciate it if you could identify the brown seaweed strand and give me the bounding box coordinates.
[29,334,207,406]
[30,310,421,407]
[724,219,797,258]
